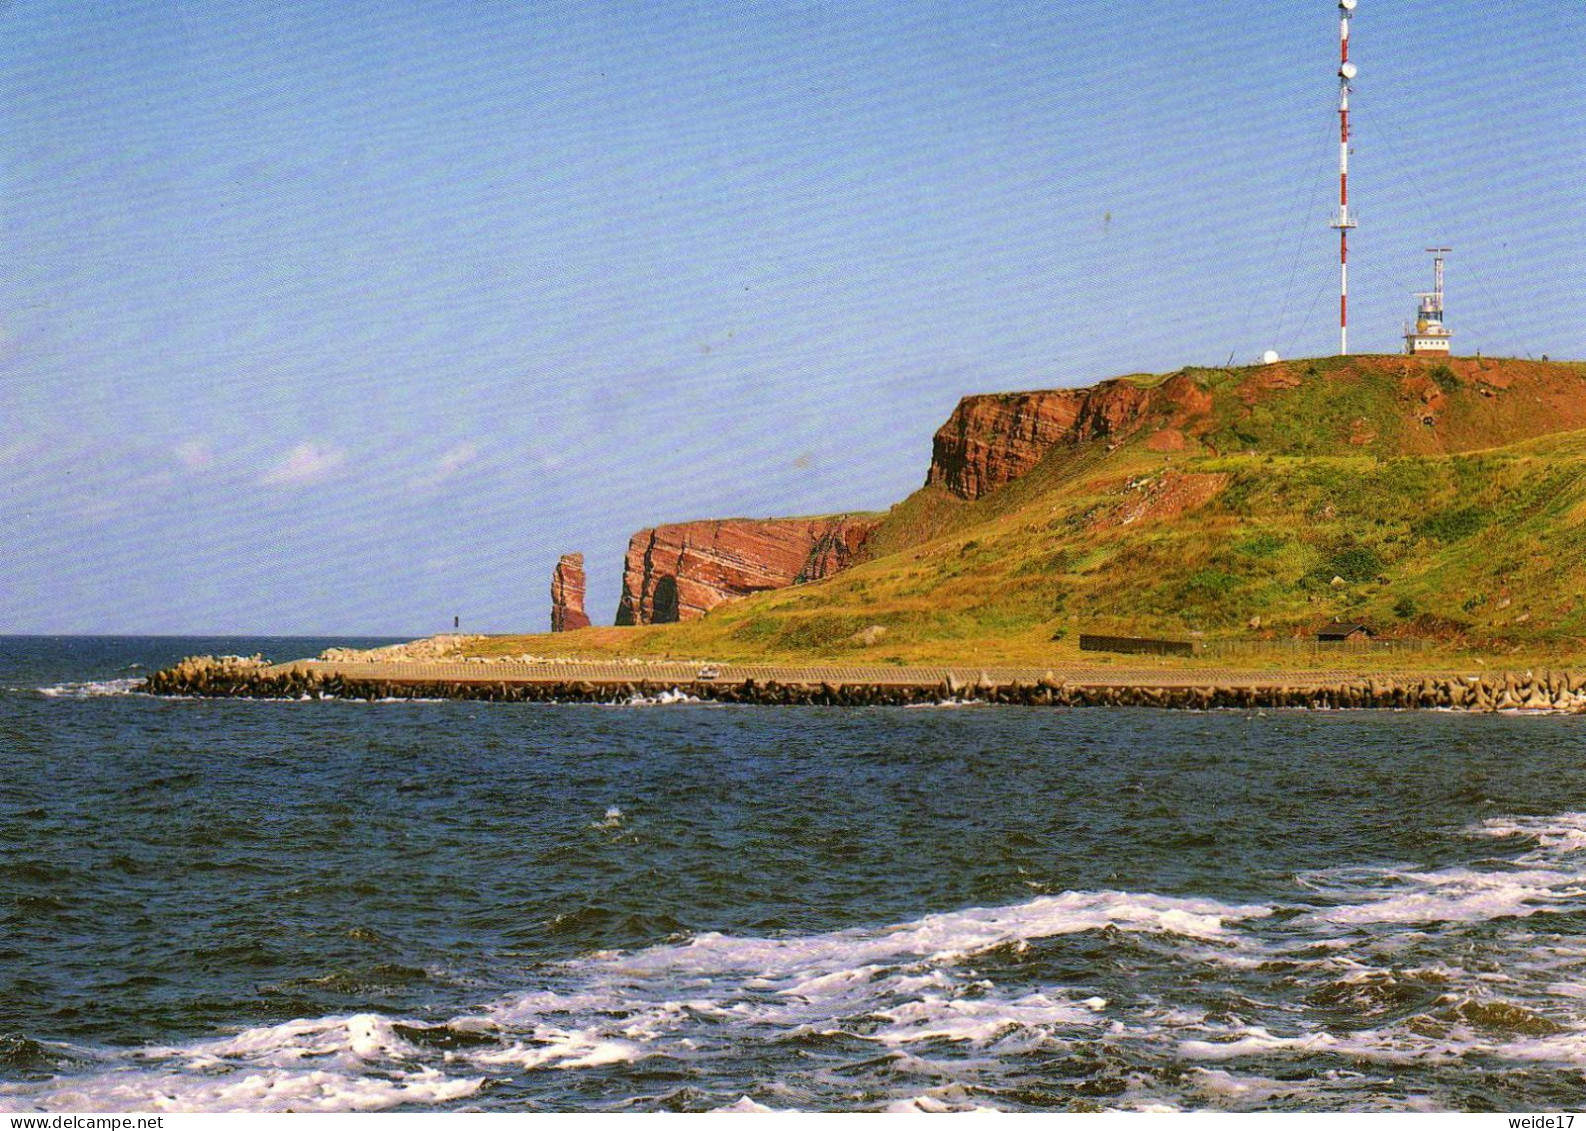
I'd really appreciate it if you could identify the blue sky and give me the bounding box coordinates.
[4,0,1583,634]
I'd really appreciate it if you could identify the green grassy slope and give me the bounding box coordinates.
[474,357,1586,665]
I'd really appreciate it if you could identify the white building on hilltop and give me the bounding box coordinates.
[1405,248,1453,355]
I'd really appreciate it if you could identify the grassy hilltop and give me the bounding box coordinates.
[476,355,1586,667]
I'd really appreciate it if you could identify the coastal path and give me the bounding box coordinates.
[265,658,1407,690]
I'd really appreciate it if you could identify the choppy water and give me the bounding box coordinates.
[5,637,1586,1112]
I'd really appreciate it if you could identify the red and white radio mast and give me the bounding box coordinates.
[1330,0,1358,355]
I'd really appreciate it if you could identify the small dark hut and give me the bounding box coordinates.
[1317,623,1375,643]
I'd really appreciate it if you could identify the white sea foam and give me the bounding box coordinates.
[1301,812,1586,928]
[15,1065,481,1114]
[873,991,1100,1045]
[1179,1027,1341,1061]
[585,811,1586,1092]
[710,1096,783,1113]
[1170,1000,1586,1072]
[617,689,704,706]
[0,1014,484,1113]
[882,1087,1003,1113]
[469,1028,641,1071]
[1311,866,1586,926]
[590,805,625,829]
[462,889,1276,1096]
[603,890,1271,982]
[34,678,144,699]
[1138,811,1586,1081]
[21,809,1586,1113]
[1479,812,1586,851]
[3,887,1274,1113]
[1191,1067,1320,1104]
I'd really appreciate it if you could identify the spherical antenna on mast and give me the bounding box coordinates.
[1339,61,1358,80]
[1339,0,1357,11]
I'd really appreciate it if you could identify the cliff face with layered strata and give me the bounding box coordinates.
[550,552,591,632]
[615,516,878,626]
[585,356,1586,654]
[925,358,1586,502]
[926,372,1214,500]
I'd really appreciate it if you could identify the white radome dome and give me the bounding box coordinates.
[1261,350,1281,365]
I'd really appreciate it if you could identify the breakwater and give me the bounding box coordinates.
[140,656,1586,711]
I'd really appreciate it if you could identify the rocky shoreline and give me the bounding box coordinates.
[139,656,1586,711]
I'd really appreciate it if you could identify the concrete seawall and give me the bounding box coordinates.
[140,657,1586,711]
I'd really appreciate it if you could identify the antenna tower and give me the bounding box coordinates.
[1404,247,1453,355]
[1330,0,1358,355]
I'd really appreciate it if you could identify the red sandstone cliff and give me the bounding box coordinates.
[927,373,1213,500]
[797,518,874,582]
[602,359,1586,631]
[926,357,1586,502]
[615,516,879,626]
[550,552,591,632]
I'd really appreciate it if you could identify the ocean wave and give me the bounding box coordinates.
[0,888,1268,1113]
[1299,811,1586,928]
[33,678,145,699]
[14,809,1586,1112]
[616,689,705,707]
[0,1014,483,1113]
[1477,811,1586,851]
[1153,809,1586,1080]
[1171,995,1586,1073]
[598,889,1270,979]
[710,1095,783,1113]
[1306,865,1586,926]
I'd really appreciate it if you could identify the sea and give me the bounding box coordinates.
[4,636,1586,1113]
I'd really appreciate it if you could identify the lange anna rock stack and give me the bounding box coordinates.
[550,552,591,632]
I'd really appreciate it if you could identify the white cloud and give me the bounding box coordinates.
[410,441,481,489]
[260,441,347,487]
[434,441,479,480]
[173,440,215,473]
